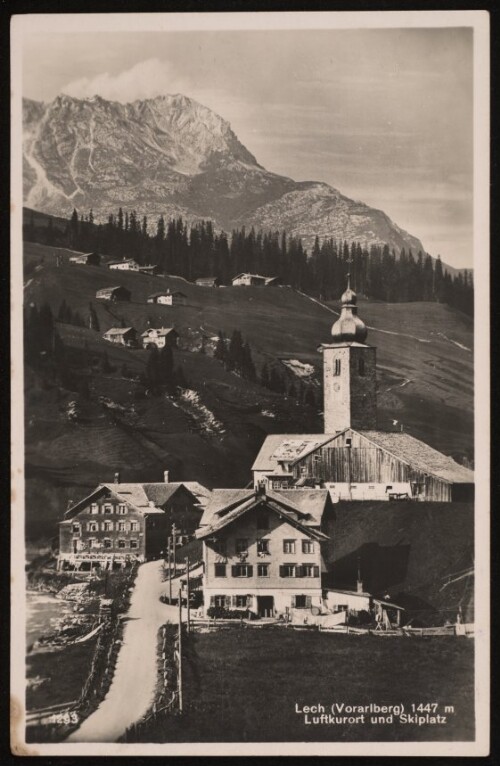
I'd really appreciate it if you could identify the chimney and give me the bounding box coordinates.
[256,482,266,497]
[114,471,120,484]
[164,470,169,483]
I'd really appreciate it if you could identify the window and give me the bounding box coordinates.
[283,539,296,554]
[257,539,270,555]
[294,595,312,608]
[90,503,99,515]
[117,504,127,515]
[88,538,97,549]
[118,521,127,532]
[104,503,113,515]
[213,539,226,555]
[234,595,248,608]
[358,358,365,376]
[236,538,248,554]
[334,359,341,376]
[257,563,269,577]
[104,539,112,549]
[103,521,113,531]
[130,521,139,531]
[72,524,80,534]
[280,563,296,578]
[214,563,227,577]
[368,485,375,490]
[346,437,352,448]
[302,540,314,554]
[88,522,98,532]
[130,539,139,549]
[118,539,127,549]
[256,510,269,529]
[232,564,253,578]
[301,564,320,578]
[213,595,226,608]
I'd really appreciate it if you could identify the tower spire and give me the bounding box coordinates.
[329,252,367,344]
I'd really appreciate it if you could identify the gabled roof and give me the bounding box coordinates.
[141,327,178,337]
[108,258,138,266]
[197,488,331,540]
[253,430,473,485]
[104,327,135,336]
[359,431,474,484]
[63,481,211,521]
[96,285,129,294]
[232,272,268,281]
[252,434,338,472]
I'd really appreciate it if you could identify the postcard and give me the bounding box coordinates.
[10,10,490,757]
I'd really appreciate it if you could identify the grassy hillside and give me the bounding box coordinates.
[23,241,473,542]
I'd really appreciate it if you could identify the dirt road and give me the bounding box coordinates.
[67,560,181,742]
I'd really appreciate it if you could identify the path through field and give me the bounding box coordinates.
[67,560,182,743]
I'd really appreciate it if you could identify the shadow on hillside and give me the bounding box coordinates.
[325,542,411,595]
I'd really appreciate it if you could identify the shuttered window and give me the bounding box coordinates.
[294,595,312,608]
[280,564,296,578]
[257,564,269,577]
[231,564,253,578]
[301,564,320,578]
[283,540,296,554]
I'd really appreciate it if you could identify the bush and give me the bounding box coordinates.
[206,606,258,620]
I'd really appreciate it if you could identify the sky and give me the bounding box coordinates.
[22,26,474,268]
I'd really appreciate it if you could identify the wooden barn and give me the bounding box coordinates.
[96,285,131,302]
[253,428,474,503]
[141,327,179,349]
[102,327,138,347]
[69,252,100,266]
[232,273,280,287]
[196,277,220,287]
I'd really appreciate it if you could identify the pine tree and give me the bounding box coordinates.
[214,330,228,365]
[101,351,112,374]
[241,341,256,382]
[88,302,100,331]
[260,363,270,388]
[159,345,175,393]
[175,366,188,390]
[228,329,244,373]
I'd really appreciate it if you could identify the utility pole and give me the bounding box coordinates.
[168,536,172,604]
[171,523,179,576]
[185,556,190,634]
[178,586,183,713]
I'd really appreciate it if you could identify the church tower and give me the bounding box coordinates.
[321,272,377,433]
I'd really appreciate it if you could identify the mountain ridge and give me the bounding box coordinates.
[23,93,425,254]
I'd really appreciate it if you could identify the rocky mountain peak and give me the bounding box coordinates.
[22,92,424,255]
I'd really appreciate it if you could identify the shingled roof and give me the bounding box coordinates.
[252,434,338,472]
[360,431,474,484]
[198,488,331,530]
[64,481,211,519]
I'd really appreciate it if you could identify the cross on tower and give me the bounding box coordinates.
[346,250,353,290]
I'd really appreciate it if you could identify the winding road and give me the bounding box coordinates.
[67,560,182,743]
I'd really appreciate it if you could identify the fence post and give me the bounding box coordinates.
[178,587,183,713]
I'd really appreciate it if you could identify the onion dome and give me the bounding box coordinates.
[330,274,368,343]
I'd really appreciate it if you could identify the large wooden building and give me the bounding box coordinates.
[252,274,473,502]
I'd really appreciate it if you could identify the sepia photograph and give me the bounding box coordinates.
[10,10,489,757]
